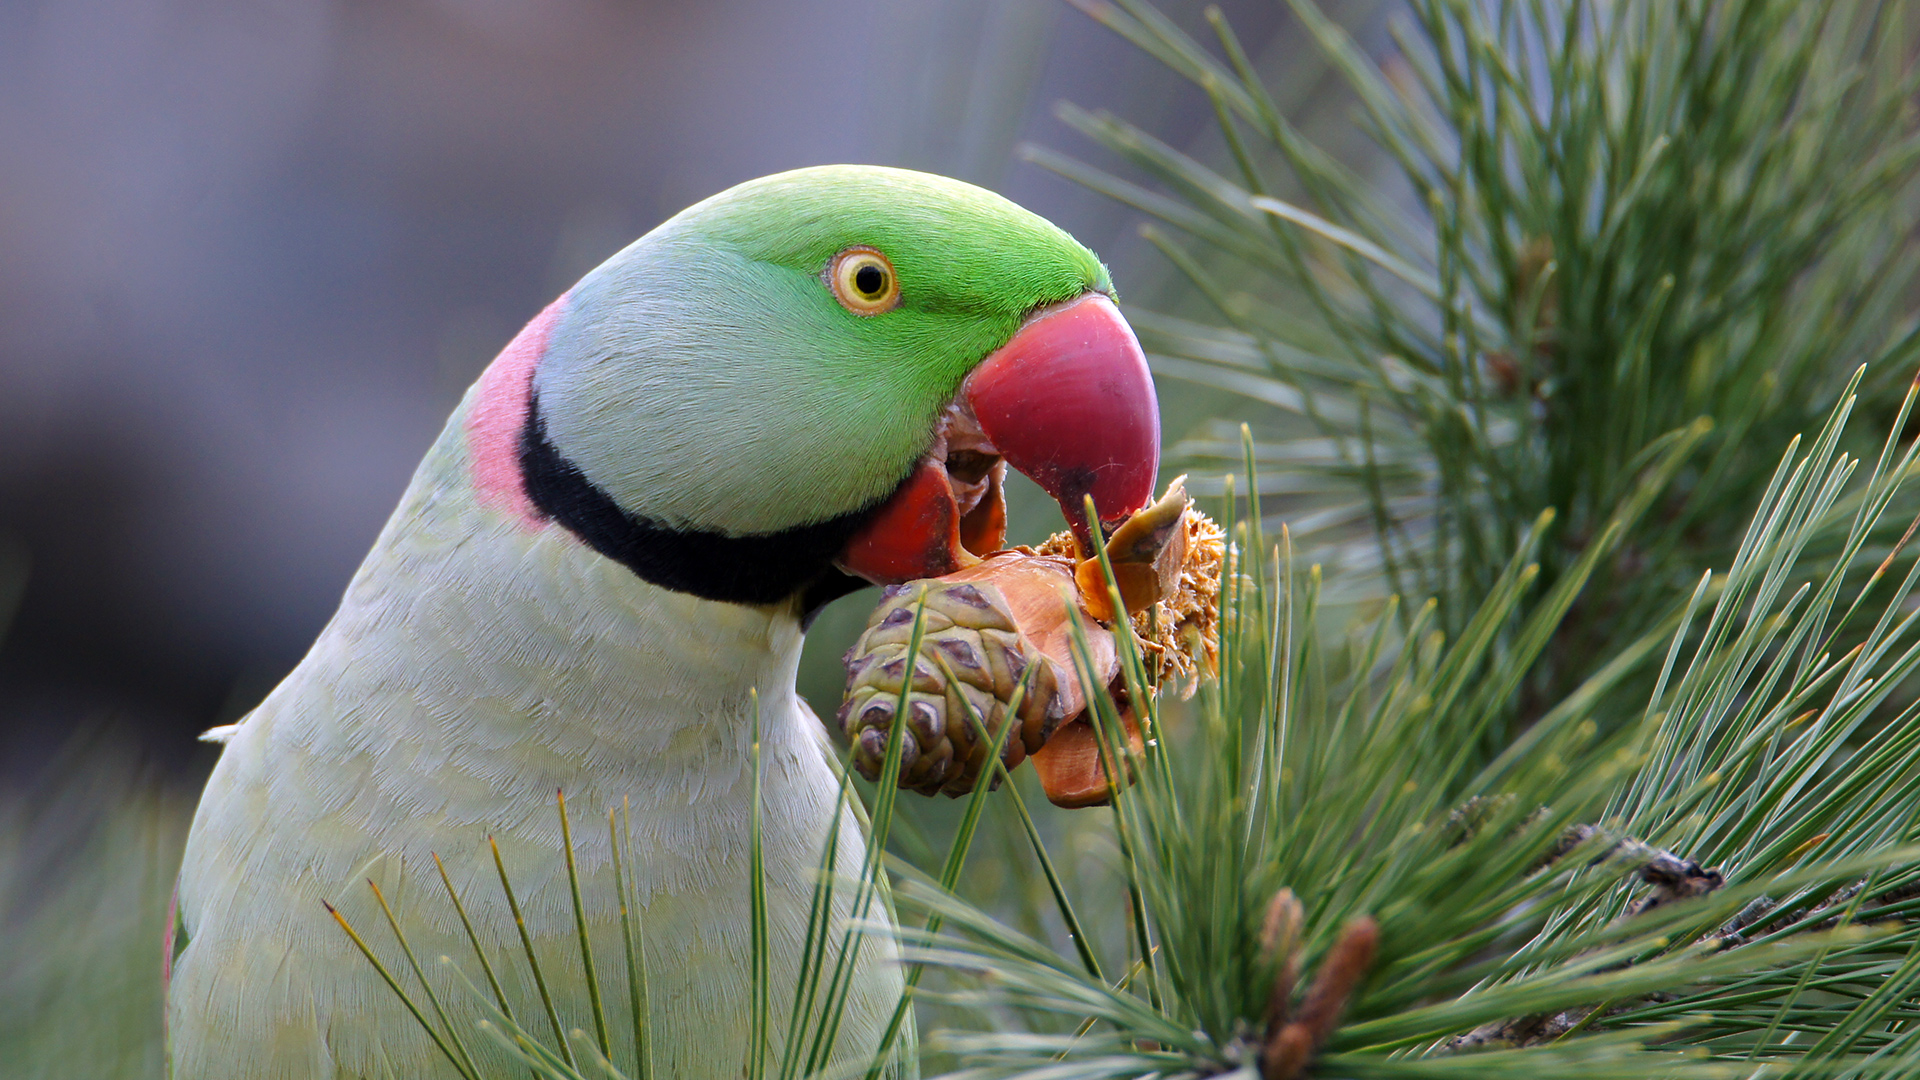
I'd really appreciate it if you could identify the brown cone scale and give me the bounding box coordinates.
[840,477,1222,806]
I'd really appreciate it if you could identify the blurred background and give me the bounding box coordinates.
[0,0,1344,784]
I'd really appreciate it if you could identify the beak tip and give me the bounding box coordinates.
[965,293,1161,534]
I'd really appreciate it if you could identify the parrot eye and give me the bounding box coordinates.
[827,247,900,315]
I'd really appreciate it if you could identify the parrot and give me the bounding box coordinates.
[164,164,1161,1080]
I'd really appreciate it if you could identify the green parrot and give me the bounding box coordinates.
[165,165,1160,1079]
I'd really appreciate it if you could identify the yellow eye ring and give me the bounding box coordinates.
[826,247,900,315]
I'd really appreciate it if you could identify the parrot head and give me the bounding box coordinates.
[489,165,1158,609]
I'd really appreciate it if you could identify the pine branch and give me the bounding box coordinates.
[894,370,1920,1078]
[1043,0,1920,732]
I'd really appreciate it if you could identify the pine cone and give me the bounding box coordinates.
[840,477,1219,805]
[838,563,1089,796]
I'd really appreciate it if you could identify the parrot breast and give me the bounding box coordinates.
[165,385,906,1080]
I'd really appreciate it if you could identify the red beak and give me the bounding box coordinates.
[965,294,1160,553]
[837,293,1160,584]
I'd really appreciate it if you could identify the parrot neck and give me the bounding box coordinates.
[458,293,873,612]
[325,421,825,798]
[518,396,872,613]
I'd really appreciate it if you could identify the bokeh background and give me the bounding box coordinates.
[0,0,1355,785]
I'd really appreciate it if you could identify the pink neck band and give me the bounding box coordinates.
[466,293,569,527]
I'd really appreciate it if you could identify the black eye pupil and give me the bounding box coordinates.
[854,264,886,297]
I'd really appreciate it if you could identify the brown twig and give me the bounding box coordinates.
[1710,873,1920,947]
[1446,822,1725,1051]
[1550,824,1726,915]
[1445,861,1920,1051]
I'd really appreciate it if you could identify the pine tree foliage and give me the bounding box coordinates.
[1031,0,1920,705]
[903,376,1920,1078]
[872,1,1920,1075]
[0,744,183,1080]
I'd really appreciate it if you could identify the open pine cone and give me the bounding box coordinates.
[840,477,1223,806]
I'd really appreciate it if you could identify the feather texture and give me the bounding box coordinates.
[169,164,1116,1079]
[168,401,902,1079]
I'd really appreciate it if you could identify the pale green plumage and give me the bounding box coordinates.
[172,426,880,1078]
[168,165,1112,1079]
[540,166,1108,534]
